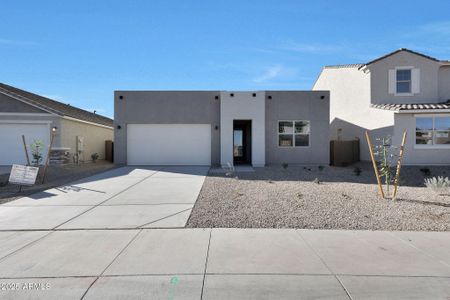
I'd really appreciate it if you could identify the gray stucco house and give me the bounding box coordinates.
[114,91,329,166]
[0,83,113,165]
[314,48,450,165]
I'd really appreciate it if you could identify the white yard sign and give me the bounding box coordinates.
[8,164,39,186]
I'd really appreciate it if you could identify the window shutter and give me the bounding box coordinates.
[388,69,396,94]
[412,68,420,94]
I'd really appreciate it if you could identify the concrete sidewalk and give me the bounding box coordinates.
[0,228,449,299]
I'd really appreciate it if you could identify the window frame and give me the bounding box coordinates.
[395,67,413,96]
[277,120,311,148]
[415,114,450,149]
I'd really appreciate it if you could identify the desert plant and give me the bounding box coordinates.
[296,192,303,199]
[313,178,321,184]
[425,176,450,195]
[420,168,431,176]
[354,167,362,176]
[30,139,44,166]
[225,162,236,177]
[318,165,325,171]
[282,163,288,169]
[373,136,398,194]
[91,153,99,162]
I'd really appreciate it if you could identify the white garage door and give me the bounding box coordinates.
[0,122,50,165]
[127,124,211,165]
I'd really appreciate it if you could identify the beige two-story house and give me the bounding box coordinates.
[313,48,450,165]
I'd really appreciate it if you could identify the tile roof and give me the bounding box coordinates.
[371,100,450,111]
[324,48,449,70]
[0,83,113,127]
[363,48,442,67]
[323,64,364,69]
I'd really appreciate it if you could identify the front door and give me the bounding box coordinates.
[233,120,251,164]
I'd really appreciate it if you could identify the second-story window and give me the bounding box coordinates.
[396,69,412,94]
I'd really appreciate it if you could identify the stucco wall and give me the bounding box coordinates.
[369,51,441,104]
[393,113,450,165]
[114,91,221,165]
[438,66,450,100]
[313,66,394,161]
[220,91,265,167]
[265,91,330,165]
[59,118,113,162]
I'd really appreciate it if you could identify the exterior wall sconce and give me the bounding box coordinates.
[117,125,122,130]
[268,95,272,99]
[252,93,256,97]
[230,93,234,97]
[51,126,58,133]
[320,95,325,99]
[119,95,123,100]
[215,95,219,100]
[215,125,219,130]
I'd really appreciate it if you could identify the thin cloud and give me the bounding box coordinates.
[279,41,345,54]
[418,21,450,36]
[253,65,284,83]
[0,38,37,46]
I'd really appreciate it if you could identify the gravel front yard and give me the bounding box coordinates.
[0,161,116,204]
[187,163,450,231]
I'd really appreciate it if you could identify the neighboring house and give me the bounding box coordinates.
[313,48,450,165]
[0,83,113,165]
[114,91,329,166]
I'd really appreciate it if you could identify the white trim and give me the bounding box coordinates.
[0,90,59,116]
[0,120,52,124]
[414,145,450,150]
[0,112,54,117]
[277,120,311,148]
[395,66,415,70]
[397,109,450,114]
[62,116,113,129]
[414,113,450,117]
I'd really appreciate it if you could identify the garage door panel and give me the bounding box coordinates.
[127,124,211,165]
[0,123,50,165]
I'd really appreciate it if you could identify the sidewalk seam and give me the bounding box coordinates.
[80,229,143,299]
[200,228,212,300]
[296,230,353,300]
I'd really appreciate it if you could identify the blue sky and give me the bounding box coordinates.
[1,0,450,118]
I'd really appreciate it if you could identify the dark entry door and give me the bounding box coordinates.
[233,120,251,164]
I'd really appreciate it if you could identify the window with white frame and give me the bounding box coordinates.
[278,120,310,147]
[416,116,450,146]
[396,69,412,94]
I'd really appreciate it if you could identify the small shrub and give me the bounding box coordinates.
[225,162,235,177]
[420,168,431,176]
[296,192,303,199]
[30,139,44,166]
[318,165,325,171]
[425,176,450,195]
[354,167,362,176]
[282,163,288,169]
[91,153,99,162]
[313,178,321,184]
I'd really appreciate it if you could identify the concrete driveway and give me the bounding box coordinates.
[0,166,208,230]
